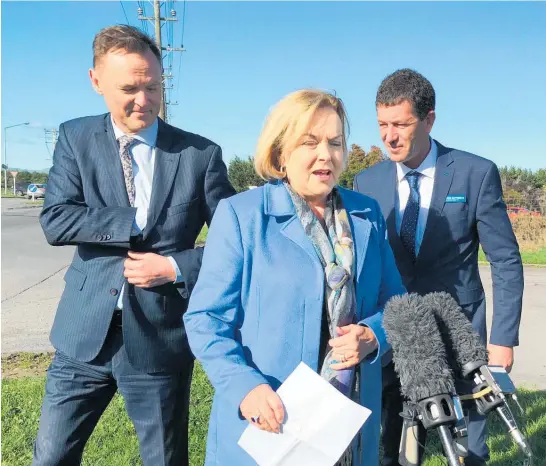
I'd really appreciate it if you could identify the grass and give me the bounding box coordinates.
[196,225,208,246]
[1,353,212,466]
[2,353,545,466]
[479,247,546,266]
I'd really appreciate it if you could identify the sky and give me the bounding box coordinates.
[2,1,546,172]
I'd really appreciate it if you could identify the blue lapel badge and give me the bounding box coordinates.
[445,194,466,203]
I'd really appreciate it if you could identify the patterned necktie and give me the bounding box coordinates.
[118,135,136,207]
[400,171,421,260]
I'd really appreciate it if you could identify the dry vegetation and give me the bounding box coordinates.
[511,216,546,251]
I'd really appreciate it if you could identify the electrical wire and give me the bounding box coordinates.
[120,1,131,25]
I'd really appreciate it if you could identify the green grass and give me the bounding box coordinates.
[1,355,213,466]
[2,354,545,465]
[479,247,546,265]
[196,225,208,245]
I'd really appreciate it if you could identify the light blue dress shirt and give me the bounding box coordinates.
[112,117,183,309]
[395,138,438,256]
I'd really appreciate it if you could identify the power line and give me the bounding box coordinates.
[44,128,58,162]
[176,0,187,105]
[138,0,186,123]
[120,1,131,25]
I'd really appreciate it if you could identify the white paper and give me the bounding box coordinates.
[238,362,371,466]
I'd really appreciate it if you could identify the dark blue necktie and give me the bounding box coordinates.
[400,171,421,260]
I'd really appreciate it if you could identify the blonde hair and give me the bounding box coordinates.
[254,89,349,181]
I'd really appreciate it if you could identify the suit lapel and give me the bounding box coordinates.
[381,162,414,266]
[144,120,179,239]
[280,216,323,268]
[95,116,131,207]
[349,214,371,282]
[265,183,322,267]
[339,191,372,281]
[417,141,454,262]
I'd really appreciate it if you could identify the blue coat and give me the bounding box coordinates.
[183,181,406,465]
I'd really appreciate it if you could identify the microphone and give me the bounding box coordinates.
[384,294,466,466]
[424,292,534,465]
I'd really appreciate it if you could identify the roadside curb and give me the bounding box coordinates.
[479,261,546,268]
[5,204,43,210]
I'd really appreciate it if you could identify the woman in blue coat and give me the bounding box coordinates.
[183,89,406,465]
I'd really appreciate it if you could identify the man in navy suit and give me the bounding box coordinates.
[353,69,523,466]
[33,25,235,465]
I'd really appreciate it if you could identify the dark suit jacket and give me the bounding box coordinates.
[353,140,523,348]
[40,114,236,372]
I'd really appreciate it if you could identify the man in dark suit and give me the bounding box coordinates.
[33,25,235,465]
[353,69,524,466]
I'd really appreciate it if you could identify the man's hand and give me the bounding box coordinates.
[487,344,514,373]
[328,324,378,371]
[124,251,176,288]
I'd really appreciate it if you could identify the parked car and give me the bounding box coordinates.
[27,183,47,199]
[14,182,30,196]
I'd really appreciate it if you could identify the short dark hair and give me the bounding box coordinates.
[92,25,161,67]
[376,69,435,120]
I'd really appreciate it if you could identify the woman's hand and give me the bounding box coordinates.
[240,384,285,433]
[329,324,378,370]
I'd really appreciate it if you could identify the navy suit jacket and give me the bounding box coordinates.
[40,114,235,372]
[353,140,523,347]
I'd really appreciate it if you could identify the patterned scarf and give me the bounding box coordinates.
[285,182,357,465]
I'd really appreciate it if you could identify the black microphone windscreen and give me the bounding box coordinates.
[423,292,488,376]
[384,294,455,403]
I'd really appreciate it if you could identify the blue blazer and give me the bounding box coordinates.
[40,114,235,372]
[353,141,523,347]
[183,181,406,466]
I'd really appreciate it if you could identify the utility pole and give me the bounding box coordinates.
[45,128,58,164]
[153,0,166,120]
[3,122,29,193]
[138,0,185,123]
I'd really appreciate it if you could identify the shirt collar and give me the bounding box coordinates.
[111,116,158,148]
[396,138,438,182]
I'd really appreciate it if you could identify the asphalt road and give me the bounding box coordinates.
[1,197,544,389]
[1,198,74,354]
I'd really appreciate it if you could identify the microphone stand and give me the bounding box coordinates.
[399,394,466,466]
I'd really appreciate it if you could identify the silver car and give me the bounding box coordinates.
[27,183,47,199]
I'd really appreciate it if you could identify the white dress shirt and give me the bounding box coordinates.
[112,117,182,309]
[395,139,438,256]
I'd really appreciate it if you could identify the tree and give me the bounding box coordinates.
[16,170,33,183]
[337,144,386,189]
[227,156,265,193]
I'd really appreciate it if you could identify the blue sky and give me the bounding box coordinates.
[2,1,545,171]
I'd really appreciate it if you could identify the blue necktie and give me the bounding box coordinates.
[400,171,421,260]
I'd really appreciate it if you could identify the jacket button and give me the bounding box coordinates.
[110,288,118,296]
